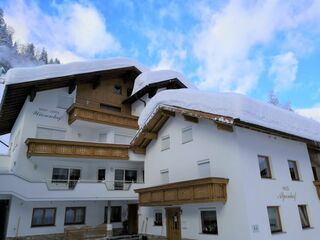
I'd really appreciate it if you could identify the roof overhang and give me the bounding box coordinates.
[131,105,320,154]
[0,66,141,135]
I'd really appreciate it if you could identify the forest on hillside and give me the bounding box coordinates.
[0,8,60,75]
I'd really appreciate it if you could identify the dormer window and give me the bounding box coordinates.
[113,84,122,95]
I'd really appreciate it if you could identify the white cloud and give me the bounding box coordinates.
[4,0,120,63]
[192,0,320,93]
[296,106,320,122]
[269,52,298,90]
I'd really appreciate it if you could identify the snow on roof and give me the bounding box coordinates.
[4,58,148,85]
[131,70,196,95]
[139,89,320,142]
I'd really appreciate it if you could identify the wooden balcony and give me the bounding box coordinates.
[67,104,138,129]
[314,181,320,199]
[25,138,129,160]
[135,177,228,206]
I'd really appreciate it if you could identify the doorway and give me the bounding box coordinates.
[166,207,181,240]
[127,204,138,234]
[0,200,9,240]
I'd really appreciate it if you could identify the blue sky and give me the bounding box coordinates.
[0,0,319,143]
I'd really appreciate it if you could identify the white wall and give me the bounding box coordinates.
[139,113,320,240]
[6,196,134,237]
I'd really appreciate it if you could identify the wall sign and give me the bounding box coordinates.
[277,186,296,201]
[33,108,63,121]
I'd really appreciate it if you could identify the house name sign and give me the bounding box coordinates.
[277,186,296,201]
[33,108,63,121]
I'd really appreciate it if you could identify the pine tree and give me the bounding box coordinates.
[39,48,48,64]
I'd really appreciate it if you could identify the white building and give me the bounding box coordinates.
[0,58,320,240]
[0,59,191,240]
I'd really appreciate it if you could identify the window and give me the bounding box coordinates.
[154,210,163,226]
[57,95,73,109]
[111,206,122,222]
[160,169,169,184]
[98,169,106,181]
[198,160,211,178]
[65,207,86,225]
[52,168,81,189]
[298,205,311,229]
[267,206,282,233]
[200,210,218,235]
[99,133,107,143]
[161,135,170,151]
[31,208,56,227]
[258,155,272,179]
[182,126,192,144]
[288,160,300,181]
[312,166,318,181]
[113,84,122,95]
[36,126,66,140]
[114,169,138,190]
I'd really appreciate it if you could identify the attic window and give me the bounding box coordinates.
[113,84,122,95]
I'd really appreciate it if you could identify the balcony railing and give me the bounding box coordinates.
[67,104,138,129]
[25,138,130,160]
[135,177,229,206]
[46,179,143,191]
[314,181,320,199]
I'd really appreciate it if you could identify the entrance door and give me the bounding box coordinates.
[166,207,181,240]
[0,200,9,240]
[127,204,138,234]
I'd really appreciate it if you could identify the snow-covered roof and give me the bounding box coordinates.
[131,70,196,95]
[4,58,148,85]
[139,89,320,142]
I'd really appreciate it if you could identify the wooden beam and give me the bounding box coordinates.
[92,75,101,90]
[68,79,76,94]
[131,147,146,155]
[148,88,157,98]
[183,114,199,123]
[141,131,157,140]
[216,122,234,132]
[29,87,36,102]
[161,109,175,117]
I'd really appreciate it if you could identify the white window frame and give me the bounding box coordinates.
[199,208,218,235]
[161,135,170,151]
[182,126,193,144]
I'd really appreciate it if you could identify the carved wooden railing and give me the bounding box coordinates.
[67,104,138,129]
[314,181,320,199]
[25,138,129,160]
[135,177,228,206]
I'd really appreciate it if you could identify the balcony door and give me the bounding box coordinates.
[114,169,137,190]
[0,200,9,240]
[166,207,181,240]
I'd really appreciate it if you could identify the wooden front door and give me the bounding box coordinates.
[166,207,181,240]
[127,204,138,234]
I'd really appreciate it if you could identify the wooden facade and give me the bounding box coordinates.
[25,138,130,160]
[68,104,138,129]
[135,177,229,206]
[314,181,320,199]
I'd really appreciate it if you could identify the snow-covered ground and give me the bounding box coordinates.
[138,89,320,142]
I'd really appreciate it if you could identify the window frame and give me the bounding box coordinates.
[31,208,56,227]
[110,206,122,223]
[181,126,193,144]
[267,206,283,234]
[97,168,106,181]
[288,160,300,181]
[258,155,272,179]
[113,84,122,95]
[161,135,170,151]
[200,209,218,235]
[64,207,86,225]
[154,210,163,226]
[298,205,311,229]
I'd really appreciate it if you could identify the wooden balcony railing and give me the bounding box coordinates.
[314,181,320,199]
[135,177,228,206]
[67,104,138,129]
[25,138,129,160]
